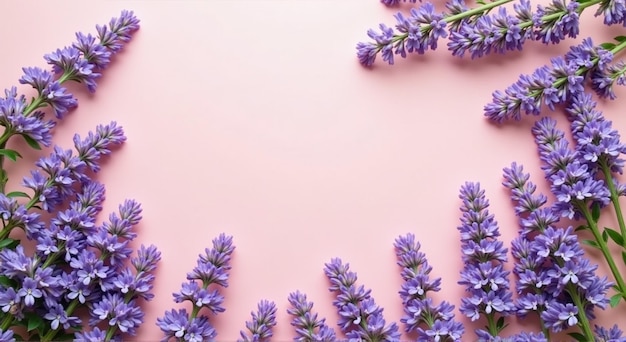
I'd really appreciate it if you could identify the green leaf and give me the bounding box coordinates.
[602,229,609,243]
[0,275,15,287]
[581,239,600,249]
[496,316,505,329]
[0,149,22,162]
[21,134,41,150]
[591,202,601,223]
[601,42,617,50]
[0,238,18,249]
[610,293,622,308]
[622,251,626,265]
[575,224,588,231]
[6,191,30,199]
[615,35,626,42]
[26,314,43,332]
[604,227,624,246]
[568,332,587,342]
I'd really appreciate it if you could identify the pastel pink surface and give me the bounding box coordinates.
[1,1,626,341]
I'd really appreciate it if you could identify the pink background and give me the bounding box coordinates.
[1,1,626,340]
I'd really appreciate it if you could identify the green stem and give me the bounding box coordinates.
[0,314,13,331]
[485,313,498,337]
[579,203,626,299]
[385,0,514,47]
[599,159,626,247]
[567,285,595,341]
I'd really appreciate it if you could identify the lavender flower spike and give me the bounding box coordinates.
[457,182,515,338]
[484,38,611,122]
[394,233,464,341]
[239,300,278,342]
[156,234,234,341]
[324,258,401,341]
[381,0,418,6]
[287,291,336,341]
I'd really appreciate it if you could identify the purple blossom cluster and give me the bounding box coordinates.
[381,0,418,5]
[531,115,610,220]
[156,234,235,342]
[502,163,614,337]
[238,299,278,342]
[286,291,336,341]
[456,182,515,339]
[0,10,159,341]
[356,0,597,66]
[0,123,160,341]
[394,233,463,341]
[484,38,615,122]
[323,258,401,341]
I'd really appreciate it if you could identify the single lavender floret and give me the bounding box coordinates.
[595,0,626,26]
[0,329,14,342]
[394,233,463,341]
[239,300,278,342]
[324,258,401,341]
[594,324,626,341]
[287,291,336,342]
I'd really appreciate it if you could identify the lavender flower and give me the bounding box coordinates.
[394,233,463,340]
[591,59,626,99]
[532,116,610,219]
[595,0,626,25]
[0,330,14,342]
[502,163,613,339]
[324,258,401,341]
[0,86,57,146]
[239,300,278,342]
[359,0,587,66]
[287,291,337,341]
[448,6,527,59]
[381,0,418,6]
[457,182,515,338]
[594,324,626,341]
[157,234,234,341]
[533,0,579,44]
[566,93,626,173]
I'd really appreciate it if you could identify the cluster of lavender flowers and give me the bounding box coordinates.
[358,0,623,66]
[156,234,235,341]
[0,11,162,342]
[353,0,626,340]
[394,233,463,340]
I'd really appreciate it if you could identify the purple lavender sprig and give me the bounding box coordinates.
[502,163,614,340]
[457,182,515,339]
[286,291,337,341]
[323,258,401,341]
[0,10,139,196]
[156,234,235,342]
[238,300,278,342]
[357,0,608,66]
[394,233,464,341]
[381,0,419,6]
[0,123,160,341]
[484,37,618,123]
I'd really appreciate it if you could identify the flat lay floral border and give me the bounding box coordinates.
[1,1,626,341]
